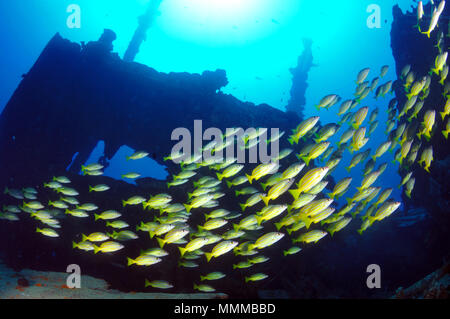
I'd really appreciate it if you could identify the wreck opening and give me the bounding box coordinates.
[81,140,168,183]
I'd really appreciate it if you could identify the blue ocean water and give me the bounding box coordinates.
[0,0,447,299]
[0,0,422,195]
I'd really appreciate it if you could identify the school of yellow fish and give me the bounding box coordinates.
[0,1,448,293]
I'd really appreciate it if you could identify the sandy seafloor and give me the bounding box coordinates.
[0,259,227,299]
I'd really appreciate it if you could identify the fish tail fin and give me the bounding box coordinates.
[144,279,151,288]
[178,247,186,257]
[406,93,412,100]
[216,172,223,181]
[239,203,246,212]
[205,253,213,262]
[303,217,313,230]
[443,130,449,139]
[81,234,88,242]
[94,214,100,221]
[424,166,430,173]
[327,192,335,199]
[261,196,270,206]
[288,137,294,145]
[300,156,310,166]
[357,229,363,235]
[246,174,253,184]
[122,200,126,207]
[226,181,232,188]
[275,222,282,231]
[261,183,267,191]
[289,189,301,200]
[127,258,134,266]
[440,112,446,121]
[149,231,155,239]
[157,238,165,248]
[356,186,363,193]
[245,277,250,283]
[93,245,100,254]
[346,166,351,173]
[283,250,288,257]
[183,204,192,213]
[256,216,263,226]
[287,228,293,236]
[72,241,77,249]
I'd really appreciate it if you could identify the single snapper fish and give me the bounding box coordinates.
[245,273,268,283]
[442,118,450,139]
[193,283,215,292]
[293,230,328,244]
[89,184,110,192]
[127,255,161,267]
[65,209,89,218]
[300,142,330,166]
[53,176,71,184]
[56,187,79,196]
[328,177,352,199]
[82,232,109,242]
[315,94,338,110]
[144,194,172,210]
[256,204,287,225]
[260,178,295,206]
[126,151,149,161]
[94,210,122,220]
[122,196,146,207]
[81,163,104,173]
[356,68,370,84]
[417,110,435,141]
[36,228,59,238]
[249,232,285,251]
[121,172,141,179]
[368,201,401,223]
[418,146,433,173]
[93,241,124,254]
[289,167,329,200]
[288,116,320,145]
[216,164,244,181]
[351,106,369,129]
[246,162,278,184]
[200,272,226,281]
[240,193,264,212]
[288,193,317,213]
[184,194,215,213]
[327,217,352,236]
[72,241,95,251]
[145,279,173,289]
[205,240,238,262]
[157,228,189,248]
